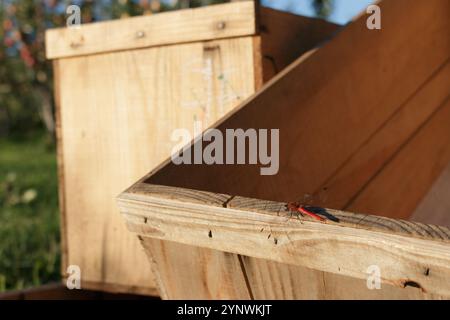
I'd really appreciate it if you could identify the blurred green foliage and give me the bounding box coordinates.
[0,133,59,291]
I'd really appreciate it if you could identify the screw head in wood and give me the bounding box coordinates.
[135,30,146,39]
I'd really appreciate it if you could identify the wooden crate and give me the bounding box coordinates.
[118,0,450,299]
[46,1,339,295]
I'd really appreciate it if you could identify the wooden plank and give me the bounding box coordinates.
[316,60,450,211]
[46,1,256,59]
[139,238,252,299]
[118,183,450,297]
[117,182,442,300]
[135,237,444,300]
[347,96,450,219]
[56,37,259,294]
[259,7,340,82]
[147,0,450,212]
[240,257,443,299]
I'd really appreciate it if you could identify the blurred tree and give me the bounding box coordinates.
[312,0,333,18]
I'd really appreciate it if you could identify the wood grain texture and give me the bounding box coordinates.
[318,60,450,212]
[240,257,443,300]
[259,7,340,82]
[148,0,450,215]
[347,96,450,219]
[46,1,256,59]
[140,238,252,299]
[56,37,258,294]
[118,183,450,297]
[121,183,445,299]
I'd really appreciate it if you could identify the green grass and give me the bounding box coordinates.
[0,133,60,292]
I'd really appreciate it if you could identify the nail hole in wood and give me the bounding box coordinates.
[424,268,430,276]
[208,230,213,238]
[403,280,422,290]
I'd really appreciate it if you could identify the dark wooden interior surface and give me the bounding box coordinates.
[147,0,450,223]
[259,7,340,82]
[0,283,156,300]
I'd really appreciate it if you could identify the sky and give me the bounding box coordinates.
[262,0,376,25]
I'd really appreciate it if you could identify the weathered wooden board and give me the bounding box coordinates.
[54,37,259,294]
[46,1,257,59]
[140,238,252,300]
[239,256,443,300]
[138,238,444,300]
[118,183,450,298]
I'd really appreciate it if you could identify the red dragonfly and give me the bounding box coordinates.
[286,191,329,222]
[286,202,325,222]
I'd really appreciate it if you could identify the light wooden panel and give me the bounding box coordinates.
[55,37,258,294]
[46,1,256,59]
[148,0,450,211]
[118,183,450,298]
[138,238,444,300]
[241,257,442,300]
[140,238,252,300]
